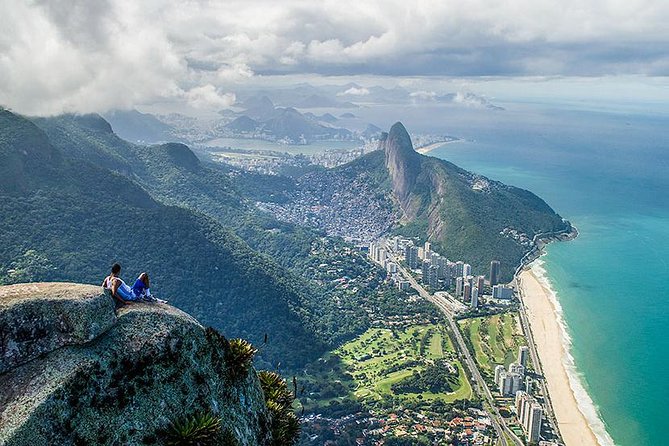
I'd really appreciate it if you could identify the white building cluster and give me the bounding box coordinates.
[515,391,543,443]
[493,346,542,442]
[455,274,486,309]
[368,241,398,275]
[494,346,530,397]
[370,237,514,312]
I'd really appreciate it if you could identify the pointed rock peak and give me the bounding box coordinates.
[383,122,422,208]
[385,122,419,159]
[388,122,411,145]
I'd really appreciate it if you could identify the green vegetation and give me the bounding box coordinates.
[391,359,459,394]
[226,338,258,379]
[19,112,434,370]
[341,124,570,281]
[0,110,325,369]
[458,312,529,381]
[301,324,472,409]
[394,156,569,281]
[165,411,223,446]
[2,111,440,372]
[258,371,301,446]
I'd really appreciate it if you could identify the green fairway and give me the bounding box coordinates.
[334,324,472,403]
[458,312,530,380]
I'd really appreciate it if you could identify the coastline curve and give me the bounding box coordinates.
[518,255,615,446]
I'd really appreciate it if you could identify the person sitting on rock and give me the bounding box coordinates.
[102,263,121,291]
[102,263,166,304]
[131,272,154,300]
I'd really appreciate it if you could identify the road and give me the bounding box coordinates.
[389,253,524,446]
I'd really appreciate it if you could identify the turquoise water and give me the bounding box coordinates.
[417,104,669,446]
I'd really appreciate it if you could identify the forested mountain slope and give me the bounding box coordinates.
[0,109,324,368]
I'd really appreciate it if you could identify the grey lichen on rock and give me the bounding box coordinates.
[0,282,271,446]
[0,282,116,374]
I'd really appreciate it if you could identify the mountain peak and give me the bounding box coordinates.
[382,122,421,208]
[387,121,417,155]
[67,113,114,134]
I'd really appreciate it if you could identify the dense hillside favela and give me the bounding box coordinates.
[0,104,577,445]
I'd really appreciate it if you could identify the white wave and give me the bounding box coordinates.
[529,257,616,446]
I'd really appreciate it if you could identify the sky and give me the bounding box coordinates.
[1,0,668,115]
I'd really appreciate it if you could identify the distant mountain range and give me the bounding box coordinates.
[104,109,176,143]
[102,82,503,145]
[225,97,355,143]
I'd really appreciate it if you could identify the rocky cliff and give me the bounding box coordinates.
[0,282,271,445]
[379,122,570,280]
[381,122,422,211]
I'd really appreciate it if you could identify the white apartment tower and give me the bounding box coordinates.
[470,286,479,309]
[527,403,543,443]
[455,276,464,297]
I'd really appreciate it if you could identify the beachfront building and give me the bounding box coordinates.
[497,370,522,396]
[492,284,513,299]
[509,362,525,376]
[527,403,543,443]
[518,346,529,368]
[516,391,543,444]
[490,260,501,286]
[525,376,533,394]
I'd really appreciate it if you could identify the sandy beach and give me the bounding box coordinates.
[518,268,602,446]
[415,139,460,154]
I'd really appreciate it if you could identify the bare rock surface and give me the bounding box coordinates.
[0,282,270,446]
[0,282,116,374]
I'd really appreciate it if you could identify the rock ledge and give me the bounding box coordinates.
[0,282,270,446]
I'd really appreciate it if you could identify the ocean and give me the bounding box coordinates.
[363,101,668,446]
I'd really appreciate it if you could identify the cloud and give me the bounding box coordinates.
[1,0,668,115]
[182,85,236,109]
[337,87,370,96]
[409,91,437,101]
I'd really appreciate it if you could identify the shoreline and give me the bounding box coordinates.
[516,253,614,446]
[415,139,462,154]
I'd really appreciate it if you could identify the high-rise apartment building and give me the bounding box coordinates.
[490,260,501,286]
